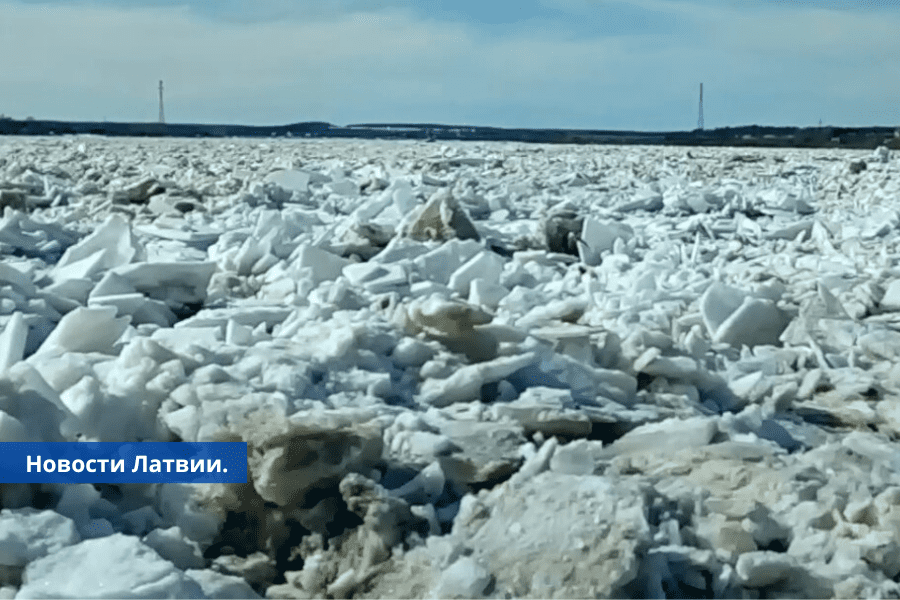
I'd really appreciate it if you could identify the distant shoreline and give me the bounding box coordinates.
[1,118,898,150]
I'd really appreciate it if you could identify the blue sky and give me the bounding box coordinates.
[1,0,898,130]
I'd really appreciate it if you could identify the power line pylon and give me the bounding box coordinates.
[697,83,704,130]
[158,80,165,124]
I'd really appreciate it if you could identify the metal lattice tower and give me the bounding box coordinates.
[158,80,165,124]
[697,83,704,130]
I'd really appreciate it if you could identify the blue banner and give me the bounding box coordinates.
[0,442,247,484]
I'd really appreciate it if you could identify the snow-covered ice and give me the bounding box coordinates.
[2,135,900,597]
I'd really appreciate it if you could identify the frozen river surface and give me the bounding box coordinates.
[1,136,900,598]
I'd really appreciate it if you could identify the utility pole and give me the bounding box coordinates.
[158,80,165,124]
[697,83,704,130]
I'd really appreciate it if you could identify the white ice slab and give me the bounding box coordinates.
[92,262,216,308]
[16,533,204,599]
[55,214,141,277]
[0,312,27,372]
[293,244,351,285]
[88,293,177,327]
[448,250,505,296]
[881,280,900,311]
[579,217,634,266]
[419,352,537,407]
[0,263,35,298]
[35,306,130,356]
[412,239,482,285]
[468,278,509,309]
[713,297,790,348]
[264,169,311,193]
[0,508,80,567]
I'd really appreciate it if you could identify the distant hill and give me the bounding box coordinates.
[1,118,898,149]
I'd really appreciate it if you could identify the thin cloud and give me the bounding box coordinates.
[0,0,897,128]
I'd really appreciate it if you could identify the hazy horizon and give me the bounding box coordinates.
[1,0,898,131]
